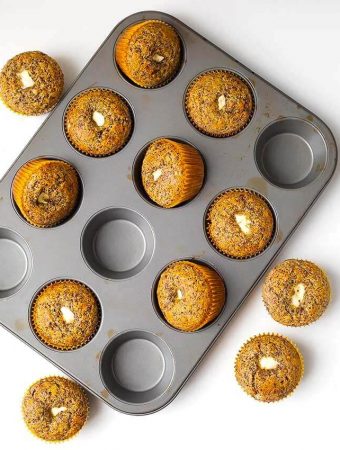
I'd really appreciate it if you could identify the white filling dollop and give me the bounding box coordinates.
[291,283,305,307]
[92,111,105,126]
[177,289,183,300]
[51,406,67,416]
[152,168,163,181]
[18,70,34,89]
[218,94,226,110]
[260,356,278,370]
[152,54,164,62]
[235,214,251,234]
[60,306,75,324]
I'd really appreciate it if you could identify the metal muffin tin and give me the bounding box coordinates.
[0,11,337,415]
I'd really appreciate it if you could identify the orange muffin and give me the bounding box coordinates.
[141,138,204,208]
[115,20,182,88]
[262,259,331,326]
[157,260,225,331]
[64,89,133,156]
[235,334,304,402]
[0,51,63,115]
[22,376,88,441]
[31,280,100,350]
[185,70,254,137]
[12,159,80,227]
[206,189,274,258]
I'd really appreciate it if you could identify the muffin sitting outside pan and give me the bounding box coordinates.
[0,51,63,115]
[22,376,88,442]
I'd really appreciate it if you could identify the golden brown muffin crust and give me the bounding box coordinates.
[116,21,182,88]
[32,280,100,350]
[22,376,88,441]
[0,51,63,115]
[157,261,225,331]
[235,334,303,402]
[262,259,330,326]
[206,189,274,258]
[141,138,204,208]
[65,89,132,156]
[13,160,79,227]
[185,70,253,136]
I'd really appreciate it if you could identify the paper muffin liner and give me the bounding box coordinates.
[205,188,276,259]
[234,332,304,403]
[31,280,101,351]
[160,260,226,332]
[185,69,255,138]
[115,20,181,89]
[143,139,204,208]
[261,259,332,328]
[22,375,89,443]
[63,88,133,157]
[12,159,80,228]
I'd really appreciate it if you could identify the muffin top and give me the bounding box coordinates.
[13,159,79,227]
[262,259,330,326]
[65,89,132,156]
[235,334,303,402]
[157,260,225,331]
[32,280,100,350]
[206,189,274,258]
[185,70,253,136]
[115,20,181,88]
[0,51,63,115]
[22,376,88,441]
[141,138,204,208]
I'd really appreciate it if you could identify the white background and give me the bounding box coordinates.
[0,0,339,448]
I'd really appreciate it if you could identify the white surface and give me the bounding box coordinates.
[0,0,339,448]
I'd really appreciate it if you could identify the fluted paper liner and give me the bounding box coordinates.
[31,280,101,351]
[12,159,79,228]
[205,188,276,259]
[185,69,255,137]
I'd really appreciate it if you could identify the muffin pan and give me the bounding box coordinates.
[0,11,337,414]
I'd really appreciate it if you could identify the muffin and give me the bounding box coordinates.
[22,376,88,441]
[0,51,63,115]
[12,159,80,227]
[31,280,100,350]
[141,138,204,208]
[115,20,182,88]
[235,334,303,402]
[157,260,225,331]
[262,259,331,326]
[206,189,274,258]
[64,89,133,156]
[185,70,254,137]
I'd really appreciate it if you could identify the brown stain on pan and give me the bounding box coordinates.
[100,389,109,399]
[107,329,115,338]
[15,319,27,331]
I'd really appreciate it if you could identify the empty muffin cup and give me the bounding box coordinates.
[81,208,155,280]
[255,118,328,189]
[100,330,175,404]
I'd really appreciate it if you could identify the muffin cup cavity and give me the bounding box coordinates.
[133,137,205,208]
[204,188,276,260]
[12,158,82,228]
[22,376,89,442]
[234,333,304,402]
[81,207,155,280]
[100,330,174,404]
[184,69,255,138]
[152,258,226,332]
[0,228,32,299]
[255,118,328,189]
[114,20,184,89]
[63,88,134,157]
[30,279,101,351]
